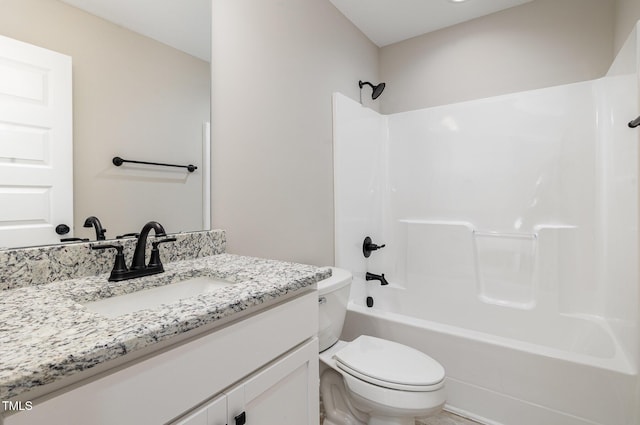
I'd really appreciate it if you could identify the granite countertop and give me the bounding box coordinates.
[0,253,330,401]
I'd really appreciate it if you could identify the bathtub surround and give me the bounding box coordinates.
[334,24,640,425]
[0,230,225,290]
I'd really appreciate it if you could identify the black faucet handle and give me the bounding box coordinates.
[91,244,122,253]
[148,237,177,268]
[116,233,140,239]
[152,237,177,246]
[91,244,128,277]
[363,236,386,258]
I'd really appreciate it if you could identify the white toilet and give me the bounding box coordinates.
[318,267,446,425]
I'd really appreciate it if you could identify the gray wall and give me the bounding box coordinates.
[615,0,640,52]
[211,0,378,265]
[0,0,210,240]
[379,0,617,113]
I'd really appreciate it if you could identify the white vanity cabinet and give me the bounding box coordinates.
[174,339,318,425]
[4,291,319,425]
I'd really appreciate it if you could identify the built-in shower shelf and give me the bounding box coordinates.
[473,230,537,309]
[395,219,580,311]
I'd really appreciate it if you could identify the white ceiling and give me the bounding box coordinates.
[59,0,534,63]
[329,0,534,47]
[59,0,211,62]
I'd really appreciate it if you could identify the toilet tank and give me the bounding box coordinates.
[318,267,352,352]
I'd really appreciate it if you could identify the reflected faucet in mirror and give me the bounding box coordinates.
[83,216,106,240]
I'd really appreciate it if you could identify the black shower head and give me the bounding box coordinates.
[359,80,386,100]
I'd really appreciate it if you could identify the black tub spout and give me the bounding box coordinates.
[366,272,389,286]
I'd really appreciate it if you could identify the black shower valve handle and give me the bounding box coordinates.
[363,236,386,258]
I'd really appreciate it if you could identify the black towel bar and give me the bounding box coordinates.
[112,156,197,172]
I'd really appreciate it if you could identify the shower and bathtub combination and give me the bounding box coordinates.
[333,26,640,425]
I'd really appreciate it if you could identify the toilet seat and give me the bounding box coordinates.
[334,335,445,392]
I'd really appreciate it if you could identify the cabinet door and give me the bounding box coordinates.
[172,394,226,425]
[226,338,319,425]
[205,394,227,425]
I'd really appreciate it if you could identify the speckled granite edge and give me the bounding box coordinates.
[0,230,226,290]
[0,254,330,400]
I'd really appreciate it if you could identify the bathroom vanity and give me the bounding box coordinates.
[0,230,328,425]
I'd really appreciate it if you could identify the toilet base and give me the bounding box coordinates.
[320,366,443,425]
[321,369,368,425]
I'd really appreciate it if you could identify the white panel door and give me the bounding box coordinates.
[0,34,72,248]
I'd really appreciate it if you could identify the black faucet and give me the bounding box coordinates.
[366,272,389,286]
[83,216,106,240]
[131,221,168,270]
[91,221,175,281]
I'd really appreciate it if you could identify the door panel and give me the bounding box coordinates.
[0,34,72,248]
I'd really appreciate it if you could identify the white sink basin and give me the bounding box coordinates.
[82,276,234,318]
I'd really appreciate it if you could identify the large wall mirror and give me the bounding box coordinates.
[0,0,211,248]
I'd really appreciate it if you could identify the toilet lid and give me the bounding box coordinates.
[334,335,445,391]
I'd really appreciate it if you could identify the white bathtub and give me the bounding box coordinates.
[341,280,638,425]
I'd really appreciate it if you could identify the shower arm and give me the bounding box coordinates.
[629,115,640,128]
[359,81,375,90]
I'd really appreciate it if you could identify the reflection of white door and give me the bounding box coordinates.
[0,35,72,248]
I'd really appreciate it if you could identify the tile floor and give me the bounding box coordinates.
[320,408,482,425]
[416,411,483,425]
[320,392,483,425]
